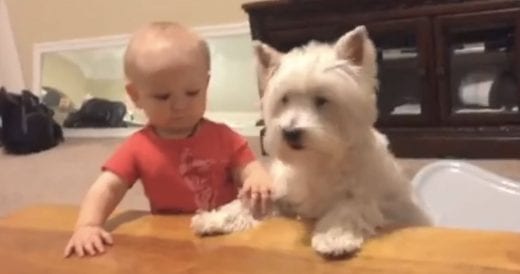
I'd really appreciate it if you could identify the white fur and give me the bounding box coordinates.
[191,26,430,257]
[191,199,259,235]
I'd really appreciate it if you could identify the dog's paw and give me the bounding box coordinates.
[190,206,258,236]
[191,211,227,236]
[311,228,364,257]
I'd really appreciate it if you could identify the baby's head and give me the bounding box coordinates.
[124,21,210,137]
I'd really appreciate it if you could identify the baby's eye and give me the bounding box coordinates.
[186,90,200,97]
[281,95,289,105]
[314,96,328,108]
[153,94,170,101]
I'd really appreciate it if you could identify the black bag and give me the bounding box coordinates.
[63,98,127,128]
[0,87,63,154]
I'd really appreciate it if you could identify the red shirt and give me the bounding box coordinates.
[102,119,256,213]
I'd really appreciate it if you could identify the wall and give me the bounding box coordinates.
[0,0,24,92]
[206,34,259,113]
[5,0,252,89]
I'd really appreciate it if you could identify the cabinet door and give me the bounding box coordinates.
[263,18,436,126]
[366,18,436,126]
[435,9,520,125]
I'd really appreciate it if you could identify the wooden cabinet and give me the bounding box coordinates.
[243,0,520,158]
[435,9,520,125]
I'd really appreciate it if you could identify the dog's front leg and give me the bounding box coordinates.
[311,199,384,257]
[191,199,258,235]
[382,197,432,227]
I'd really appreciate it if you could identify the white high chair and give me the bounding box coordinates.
[412,160,520,232]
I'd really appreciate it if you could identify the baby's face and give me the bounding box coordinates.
[130,59,209,136]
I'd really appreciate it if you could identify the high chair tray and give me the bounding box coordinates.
[412,160,520,232]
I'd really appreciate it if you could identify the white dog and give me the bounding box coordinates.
[191,26,430,257]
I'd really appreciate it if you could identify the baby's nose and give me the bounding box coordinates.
[170,99,188,110]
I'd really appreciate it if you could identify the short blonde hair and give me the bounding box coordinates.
[124,21,210,83]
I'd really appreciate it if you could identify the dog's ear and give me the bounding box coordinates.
[253,41,281,98]
[335,26,371,66]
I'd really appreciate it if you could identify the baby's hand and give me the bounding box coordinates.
[239,176,274,216]
[64,225,113,258]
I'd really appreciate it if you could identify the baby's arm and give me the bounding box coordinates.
[64,171,128,257]
[236,160,273,214]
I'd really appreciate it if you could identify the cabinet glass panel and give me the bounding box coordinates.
[447,26,518,114]
[375,32,423,117]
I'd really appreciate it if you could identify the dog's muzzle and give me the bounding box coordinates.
[282,128,304,150]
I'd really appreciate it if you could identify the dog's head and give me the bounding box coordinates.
[255,26,378,163]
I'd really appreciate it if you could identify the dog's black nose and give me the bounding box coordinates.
[282,128,304,149]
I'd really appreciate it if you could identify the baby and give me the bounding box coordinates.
[64,21,273,257]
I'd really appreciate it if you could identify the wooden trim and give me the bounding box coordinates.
[383,126,520,158]
[243,1,520,32]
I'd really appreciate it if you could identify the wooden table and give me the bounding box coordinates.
[1,205,520,273]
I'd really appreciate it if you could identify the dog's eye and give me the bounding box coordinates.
[281,95,289,105]
[314,96,328,108]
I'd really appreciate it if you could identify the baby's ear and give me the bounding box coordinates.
[125,83,141,108]
[253,41,281,98]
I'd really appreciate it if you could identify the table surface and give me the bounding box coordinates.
[1,204,519,274]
